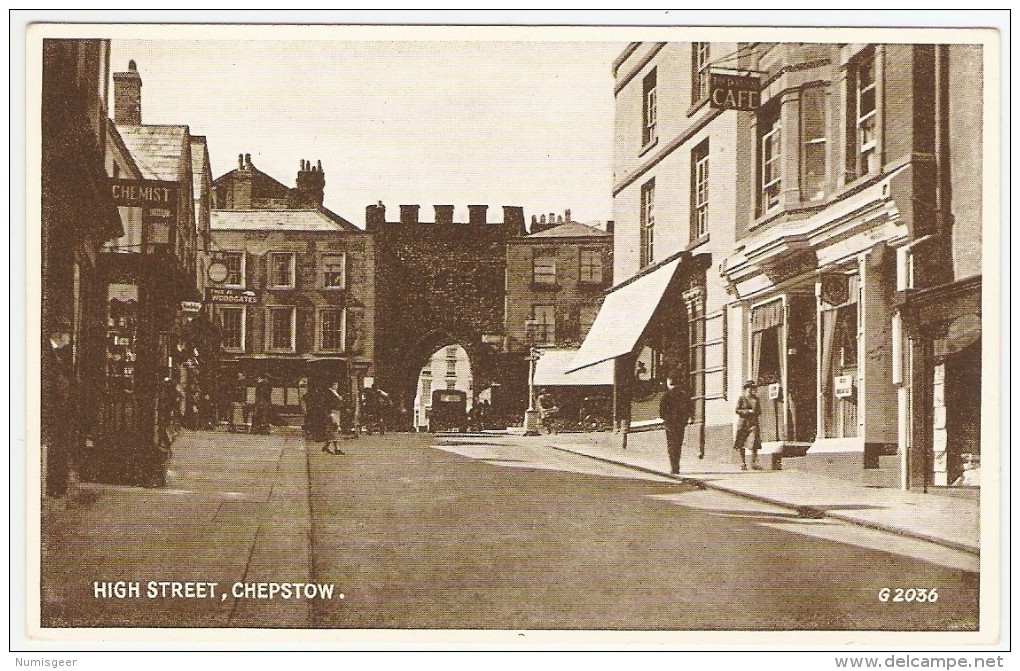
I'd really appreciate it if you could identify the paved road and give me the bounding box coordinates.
[307,433,979,631]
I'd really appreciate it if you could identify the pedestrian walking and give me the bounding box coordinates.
[733,379,763,470]
[252,374,272,435]
[659,376,694,474]
[320,380,346,455]
[536,388,560,434]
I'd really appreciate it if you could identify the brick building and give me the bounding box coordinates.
[210,158,373,426]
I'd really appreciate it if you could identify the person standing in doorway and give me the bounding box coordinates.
[734,379,763,470]
[43,318,75,498]
[659,376,693,474]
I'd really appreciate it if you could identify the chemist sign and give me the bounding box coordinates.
[709,71,762,111]
[110,179,178,210]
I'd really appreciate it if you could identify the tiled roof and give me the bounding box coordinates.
[211,209,355,232]
[116,124,188,182]
[526,222,610,238]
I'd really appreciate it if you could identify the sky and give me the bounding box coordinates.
[110,39,625,227]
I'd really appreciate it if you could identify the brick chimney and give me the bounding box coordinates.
[290,158,325,208]
[365,201,387,230]
[503,206,526,237]
[113,60,142,125]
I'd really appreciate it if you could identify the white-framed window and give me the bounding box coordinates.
[268,252,296,289]
[218,251,245,287]
[691,140,710,240]
[692,42,710,104]
[218,306,246,351]
[759,106,782,215]
[579,249,603,284]
[640,178,655,267]
[319,308,346,352]
[532,304,556,345]
[532,254,557,285]
[322,253,346,289]
[642,68,657,147]
[847,48,878,180]
[266,306,296,352]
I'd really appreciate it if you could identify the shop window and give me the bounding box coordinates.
[218,306,246,351]
[640,178,655,268]
[268,252,296,289]
[642,68,657,147]
[579,248,603,284]
[322,253,346,289]
[691,43,710,105]
[846,48,878,181]
[690,140,710,240]
[820,273,860,439]
[758,104,782,216]
[267,307,296,352]
[319,308,345,352]
[801,85,828,201]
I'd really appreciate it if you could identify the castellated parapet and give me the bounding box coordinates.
[365,203,526,237]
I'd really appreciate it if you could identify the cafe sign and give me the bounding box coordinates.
[709,71,762,112]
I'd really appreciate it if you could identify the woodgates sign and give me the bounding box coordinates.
[709,72,762,111]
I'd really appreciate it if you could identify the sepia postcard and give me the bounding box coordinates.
[18,15,1004,655]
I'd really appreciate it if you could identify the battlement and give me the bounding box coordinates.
[366,203,526,236]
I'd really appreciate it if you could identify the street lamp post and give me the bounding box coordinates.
[523,320,542,435]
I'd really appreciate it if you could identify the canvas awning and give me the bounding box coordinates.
[567,255,685,373]
[533,349,614,386]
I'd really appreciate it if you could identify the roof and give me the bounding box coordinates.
[116,124,188,182]
[211,209,358,232]
[526,222,610,239]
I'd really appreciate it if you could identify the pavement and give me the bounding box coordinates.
[36,424,980,630]
[541,428,981,556]
[39,428,313,628]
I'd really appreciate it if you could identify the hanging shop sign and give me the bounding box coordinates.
[208,287,258,304]
[768,382,782,400]
[834,374,855,398]
[180,301,203,313]
[709,71,762,111]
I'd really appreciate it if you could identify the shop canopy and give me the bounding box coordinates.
[567,255,685,373]
[534,349,614,386]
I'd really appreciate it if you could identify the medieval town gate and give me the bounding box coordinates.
[367,203,527,429]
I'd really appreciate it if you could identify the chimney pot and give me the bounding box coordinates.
[238,154,244,170]
[565,208,571,223]
[606,220,615,235]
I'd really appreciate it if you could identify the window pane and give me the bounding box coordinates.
[323,254,345,288]
[271,254,293,287]
[580,249,603,283]
[533,256,556,284]
[219,308,243,349]
[270,309,293,349]
[321,309,344,350]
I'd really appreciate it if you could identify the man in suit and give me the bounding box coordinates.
[659,376,693,474]
[734,379,763,470]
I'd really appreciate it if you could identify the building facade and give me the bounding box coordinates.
[575,41,984,489]
[210,158,374,426]
[41,38,124,496]
[504,212,614,423]
[87,60,211,486]
[573,41,747,458]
